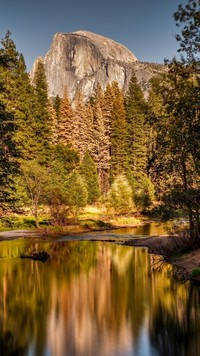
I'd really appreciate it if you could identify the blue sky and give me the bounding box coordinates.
[0,0,187,71]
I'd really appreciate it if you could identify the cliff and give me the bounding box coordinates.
[31,30,164,99]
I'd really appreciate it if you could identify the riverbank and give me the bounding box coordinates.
[123,235,200,283]
[0,222,199,283]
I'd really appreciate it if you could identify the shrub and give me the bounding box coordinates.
[106,174,133,214]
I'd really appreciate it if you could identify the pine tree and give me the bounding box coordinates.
[103,84,113,139]
[58,88,73,145]
[80,151,100,204]
[32,59,51,163]
[85,102,96,158]
[67,171,88,220]
[48,99,58,144]
[0,31,33,208]
[106,174,133,214]
[147,75,168,197]
[0,31,37,161]
[110,82,128,179]
[125,71,148,177]
[0,102,18,208]
[93,84,110,192]
[72,89,88,157]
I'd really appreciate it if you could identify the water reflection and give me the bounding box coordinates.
[113,220,173,236]
[0,239,199,355]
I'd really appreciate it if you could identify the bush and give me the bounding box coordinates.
[106,174,133,214]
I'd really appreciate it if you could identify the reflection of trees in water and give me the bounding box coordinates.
[0,240,99,355]
[46,244,151,355]
[149,259,200,356]
[0,331,27,355]
[3,240,199,356]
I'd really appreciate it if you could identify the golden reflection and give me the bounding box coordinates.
[0,239,199,355]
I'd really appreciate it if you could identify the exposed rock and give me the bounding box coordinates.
[30,30,165,99]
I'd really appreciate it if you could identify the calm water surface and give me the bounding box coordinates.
[0,225,200,356]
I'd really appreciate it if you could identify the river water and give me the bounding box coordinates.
[0,224,200,356]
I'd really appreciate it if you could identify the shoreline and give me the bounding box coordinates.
[122,236,200,283]
[0,225,200,283]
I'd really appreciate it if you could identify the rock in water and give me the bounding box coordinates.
[20,251,50,262]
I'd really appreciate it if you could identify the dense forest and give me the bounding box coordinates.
[0,0,199,239]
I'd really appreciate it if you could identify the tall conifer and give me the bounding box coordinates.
[93,84,110,192]
[125,71,148,176]
[33,59,51,163]
[58,88,73,145]
[0,32,36,161]
[72,89,88,157]
[110,82,128,179]
[80,151,100,204]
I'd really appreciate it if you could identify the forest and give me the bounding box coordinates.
[0,0,199,241]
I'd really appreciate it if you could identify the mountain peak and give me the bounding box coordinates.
[31,31,163,100]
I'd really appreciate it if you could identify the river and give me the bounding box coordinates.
[0,223,200,356]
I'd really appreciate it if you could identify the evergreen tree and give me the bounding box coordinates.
[51,143,79,175]
[125,71,148,176]
[32,59,51,163]
[103,84,113,139]
[67,171,88,220]
[48,100,58,144]
[20,160,48,227]
[174,0,200,64]
[110,82,129,179]
[85,102,96,158]
[45,144,79,225]
[163,62,200,237]
[58,88,73,145]
[72,89,88,157]
[53,94,61,119]
[0,102,18,208]
[0,32,22,208]
[147,75,169,197]
[106,174,133,214]
[93,84,110,192]
[0,31,36,161]
[80,151,100,204]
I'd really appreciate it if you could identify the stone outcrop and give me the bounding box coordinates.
[31,30,165,99]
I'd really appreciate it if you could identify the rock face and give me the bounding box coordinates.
[31,30,164,99]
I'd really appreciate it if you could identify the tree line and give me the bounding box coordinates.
[0,0,199,238]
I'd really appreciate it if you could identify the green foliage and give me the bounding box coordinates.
[32,59,51,163]
[126,169,155,211]
[126,71,148,175]
[190,267,200,278]
[20,160,48,227]
[106,174,133,214]
[92,84,110,192]
[51,143,79,175]
[110,82,129,178]
[58,89,73,145]
[0,32,20,208]
[133,173,155,210]
[45,184,70,226]
[80,151,100,204]
[44,144,79,225]
[80,219,110,229]
[174,0,200,63]
[0,216,36,229]
[66,171,88,221]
